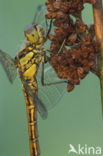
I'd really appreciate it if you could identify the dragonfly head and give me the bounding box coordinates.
[24,24,46,47]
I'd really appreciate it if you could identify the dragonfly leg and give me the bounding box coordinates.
[46,19,53,39]
[41,56,67,86]
[42,48,57,55]
[42,37,65,55]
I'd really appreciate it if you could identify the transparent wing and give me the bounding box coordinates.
[32,4,53,38]
[37,98,48,119]
[37,62,66,110]
[0,49,17,83]
[34,5,66,110]
[26,5,65,112]
[32,5,47,29]
[22,80,48,120]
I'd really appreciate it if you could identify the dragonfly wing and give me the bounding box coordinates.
[32,5,47,28]
[32,5,53,37]
[37,62,66,110]
[31,5,66,111]
[22,80,48,120]
[0,49,17,83]
[37,98,48,120]
[32,4,53,50]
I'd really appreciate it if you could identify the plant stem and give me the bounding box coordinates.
[93,0,103,115]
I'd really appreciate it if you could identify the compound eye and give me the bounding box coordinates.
[33,24,37,30]
[32,34,34,37]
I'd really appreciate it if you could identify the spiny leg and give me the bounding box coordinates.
[45,19,53,39]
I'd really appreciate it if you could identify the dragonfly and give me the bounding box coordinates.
[0,5,67,156]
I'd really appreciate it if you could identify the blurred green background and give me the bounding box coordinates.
[0,0,103,156]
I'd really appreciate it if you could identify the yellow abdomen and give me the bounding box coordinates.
[14,45,42,156]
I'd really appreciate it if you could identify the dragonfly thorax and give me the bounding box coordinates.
[24,24,46,48]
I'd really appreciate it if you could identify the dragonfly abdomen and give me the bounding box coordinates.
[15,44,43,156]
[23,86,40,156]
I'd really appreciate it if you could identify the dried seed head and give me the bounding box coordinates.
[45,0,100,92]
